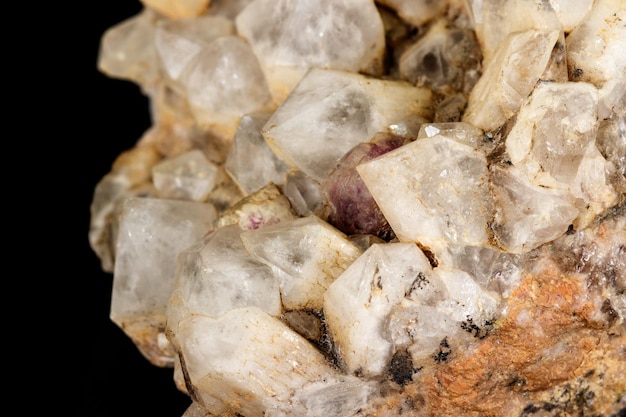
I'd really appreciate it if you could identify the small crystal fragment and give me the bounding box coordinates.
[505,81,620,228]
[152,149,219,201]
[215,182,296,230]
[97,8,161,88]
[224,112,290,195]
[399,18,482,94]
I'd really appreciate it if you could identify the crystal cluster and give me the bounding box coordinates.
[91,0,626,416]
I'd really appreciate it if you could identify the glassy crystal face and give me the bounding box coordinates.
[111,196,217,366]
[93,0,626,415]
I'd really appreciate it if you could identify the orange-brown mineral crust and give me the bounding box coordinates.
[367,258,625,417]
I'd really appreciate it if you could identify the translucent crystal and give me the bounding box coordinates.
[166,225,282,347]
[357,135,492,250]
[154,15,234,83]
[417,121,491,153]
[111,196,217,366]
[262,68,433,181]
[323,242,437,376]
[548,0,594,32]
[176,307,370,416]
[235,0,386,103]
[152,149,219,201]
[97,8,161,89]
[398,18,482,94]
[506,81,620,228]
[240,215,362,310]
[473,0,561,62]
[180,36,273,138]
[224,112,290,195]
[462,29,560,132]
[282,170,324,217]
[489,164,578,253]
[565,0,626,87]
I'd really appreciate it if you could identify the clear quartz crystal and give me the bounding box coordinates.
[224,112,290,195]
[111,196,217,366]
[357,134,492,250]
[505,81,620,228]
[235,0,386,103]
[154,14,234,83]
[180,36,273,138]
[166,224,282,349]
[152,149,219,201]
[262,68,433,182]
[97,8,161,89]
[323,242,438,376]
[462,29,560,132]
[240,215,362,310]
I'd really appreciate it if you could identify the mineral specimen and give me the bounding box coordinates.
[91,0,626,416]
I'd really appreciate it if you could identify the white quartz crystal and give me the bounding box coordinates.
[154,15,234,83]
[263,68,433,181]
[489,164,578,253]
[357,135,492,250]
[473,0,562,62]
[506,81,620,228]
[166,225,282,347]
[111,196,217,366]
[240,215,362,310]
[282,170,324,217]
[97,8,161,89]
[548,0,594,32]
[463,29,560,131]
[236,0,386,103]
[323,242,437,376]
[177,307,375,416]
[180,36,273,138]
[565,0,626,87]
[224,112,290,195]
[152,149,219,201]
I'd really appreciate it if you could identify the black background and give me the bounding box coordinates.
[78,1,192,415]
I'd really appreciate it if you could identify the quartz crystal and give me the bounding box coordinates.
[92,0,626,416]
[111,196,217,366]
[262,68,433,181]
[152,149,219,201]
[235,0,386,103]
[357,134,492,250]
[240,215,362,311]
